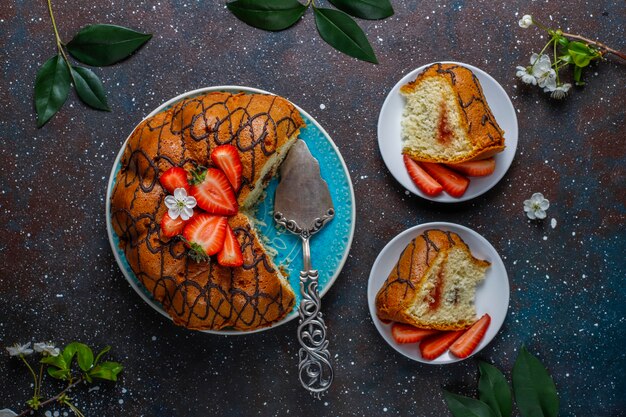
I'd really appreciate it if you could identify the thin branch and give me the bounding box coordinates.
[561,31,626,60]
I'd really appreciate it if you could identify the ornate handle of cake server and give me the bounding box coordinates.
[297,237,333,398]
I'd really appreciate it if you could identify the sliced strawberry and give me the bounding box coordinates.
[391,322,440,344]
[159,167,189,194]
[446,158,496,177]
[160,212,187,238]
[419,330,464,360]
[190,168,238,216]
[211,145,243,191]
[182,213,228,257]
[217,225,244,267]
[403,155,443,196]
[449,314,491,359]
[419,162,470,198]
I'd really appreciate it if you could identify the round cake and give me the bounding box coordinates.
[110,91,305,331]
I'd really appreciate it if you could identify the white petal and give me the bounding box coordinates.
[185,195,197,208]
[174,187,187,200]
[0,409,18,417]
[33,342,45,352]
[181,206,193,221]
[539,199,550,210]
[168,207,181,220]
[164,195,177,209]
[530,53,539,65]
[535,209,547,219]
[526,210,537,220]
[531,193,544,202]
[6,346,19,356]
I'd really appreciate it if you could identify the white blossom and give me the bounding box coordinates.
[530,54,557,90]
[6,342,33,357]
[0,409,18,417]
[549,83,572,99]
[524,193,550,220]
[164,188,197,221]
[34,342,60,357]
[516,66,537,85]
[518,14,533,28]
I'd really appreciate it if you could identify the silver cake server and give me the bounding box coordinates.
[274,139,335,398]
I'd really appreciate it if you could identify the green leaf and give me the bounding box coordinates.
[62,343,79,365]
[64,342,94,371]
[88,361,124,381]
[47,367,70,380]
[71,66,110,111]
[573,65,584,86]
[556,36,569,49]
[94,345,111,365]
[328,0,393,20]
[67,24,152,66]
[226,0,307,31]
[558,54,572,64]
[34,55,70,127]
[313,7,378,64]
[478,362,512,417]
[568,41,594,67]
[443,391,496,417]
[41,354,67,370]
[512,346,559,417]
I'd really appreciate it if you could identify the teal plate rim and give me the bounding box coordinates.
[105,86,356,335]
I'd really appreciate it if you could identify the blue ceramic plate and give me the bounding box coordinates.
[106,86,356,335]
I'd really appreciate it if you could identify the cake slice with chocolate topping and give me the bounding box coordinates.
[375,229,490,331]
[400,63,505,164]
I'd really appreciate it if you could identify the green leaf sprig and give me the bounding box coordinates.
[443,346,559,417]
[5,341,123,417]
[515,14,625,99]
[35,0,152,127]
[226,0,393,64]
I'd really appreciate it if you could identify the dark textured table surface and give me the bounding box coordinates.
[1,1,625,416]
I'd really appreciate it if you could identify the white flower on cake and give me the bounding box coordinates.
[33,342,60,357]
[164,188,197,220]
[6,342,34,357]
[549,83,572,99]
[518,14,533,29]
[524,192,550,220]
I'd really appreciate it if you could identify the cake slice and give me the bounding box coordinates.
[376,229,490,331]
[400,63,505,164]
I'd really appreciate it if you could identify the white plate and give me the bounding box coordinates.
[367,222,510,364]
[377,61,518,202]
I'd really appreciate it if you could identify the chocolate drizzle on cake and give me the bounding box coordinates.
[110,92,303,331]
[433,63,503,145]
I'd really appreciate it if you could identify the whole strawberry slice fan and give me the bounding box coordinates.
[189,167,238,216]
